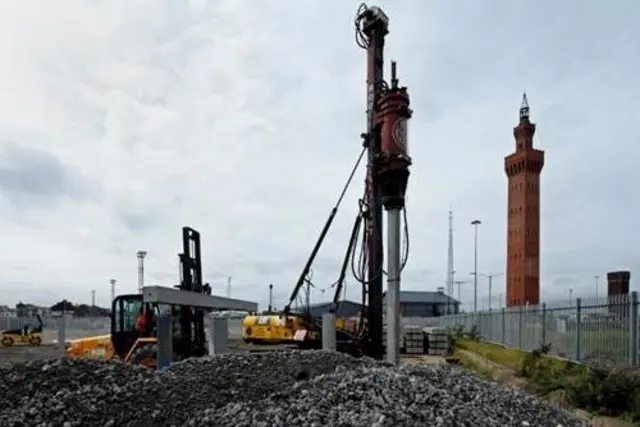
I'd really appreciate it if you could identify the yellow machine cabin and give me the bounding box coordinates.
[242,314,352,345]
[242,315,300,344]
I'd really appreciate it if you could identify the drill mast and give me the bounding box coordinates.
[356,4,388,360]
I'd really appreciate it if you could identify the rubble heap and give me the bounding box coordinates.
[0,350,585,427]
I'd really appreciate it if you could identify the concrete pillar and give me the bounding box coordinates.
[385,208,402,365]
[207,316,228,355]
[156,314,173,369]
[57,314,68,356]
[322,313,336,350]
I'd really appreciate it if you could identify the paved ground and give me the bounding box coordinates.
[0,344,63,363]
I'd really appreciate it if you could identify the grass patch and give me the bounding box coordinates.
[452,333,640,423]
[452,348,494,380]
[456,339,524,370]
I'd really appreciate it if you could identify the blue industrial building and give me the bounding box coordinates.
[303,290,460,318]
[302,300,363,318]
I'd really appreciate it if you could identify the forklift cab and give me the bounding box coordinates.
[111,294,154,360]
[111,293,206,362]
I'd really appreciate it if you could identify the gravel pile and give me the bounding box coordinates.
[0,350,586,427]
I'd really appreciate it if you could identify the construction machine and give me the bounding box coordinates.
[277,4,412,360]
[66,227,256,367]
[1,313,43,347]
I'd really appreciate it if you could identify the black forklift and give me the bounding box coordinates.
[109,227,211,367]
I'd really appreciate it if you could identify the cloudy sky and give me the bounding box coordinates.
[0,0,637,310]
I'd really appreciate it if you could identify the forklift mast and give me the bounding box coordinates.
[176,227,211,358]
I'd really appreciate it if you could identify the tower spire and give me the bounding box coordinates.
[519,92,530,121]
[446,209,454,297]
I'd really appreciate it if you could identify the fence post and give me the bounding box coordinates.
[501,308,506,345]
[541,303,547,348]
[518,305,524,349]
[629,291,638,366]
[575,297,582,361]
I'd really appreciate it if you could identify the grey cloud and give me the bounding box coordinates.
[119,211,166,232]
[0,142,100,205]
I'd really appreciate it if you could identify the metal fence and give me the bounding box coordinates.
[425,292,639,367]
[1,315,244,342]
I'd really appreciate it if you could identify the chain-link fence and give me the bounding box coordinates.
[425,292,639,367]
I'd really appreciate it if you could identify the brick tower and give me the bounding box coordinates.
[505,94,544,307]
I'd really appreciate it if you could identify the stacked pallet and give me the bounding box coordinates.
[403,326,425,354]
[423,327,451,356]
[382,321,409,354]
[382,323,452,356]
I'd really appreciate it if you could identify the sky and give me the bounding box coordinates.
[0,0,638,311]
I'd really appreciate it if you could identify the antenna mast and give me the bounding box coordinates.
[446,210,455,297]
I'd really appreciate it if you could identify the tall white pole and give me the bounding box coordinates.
[446,210,454,297]
[471,220,482,312]
[109,279,116,304]
[137,250,147,294]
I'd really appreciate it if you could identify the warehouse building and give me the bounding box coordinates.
[383,290,460,317]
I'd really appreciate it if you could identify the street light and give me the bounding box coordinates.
[451,269,470,313]
[594,275,600,300]
[471,219,482,312]
[471,272,504,311]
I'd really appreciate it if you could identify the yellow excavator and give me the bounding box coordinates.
[1,314,43,347]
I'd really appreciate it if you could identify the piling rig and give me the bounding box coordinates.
[282,4,412,361]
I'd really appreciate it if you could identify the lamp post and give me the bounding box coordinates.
[471,219,482,312]
[594,275,600,300]
[471,272,504,311]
